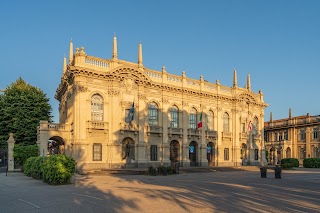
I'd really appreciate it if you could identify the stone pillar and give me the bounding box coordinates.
[7,133,15,172]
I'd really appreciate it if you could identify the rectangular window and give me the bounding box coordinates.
[299,147,305,159]
[93,143,102,161]
[241,123,245,133]
[150,145,157,161]
[279,133,283,141]
[313,129,318,139]
[149,108,158,126]
[170,111,179,128]
[300,130,306,141]
[224,148,229,160]
[254,149,259,160]
[274,133,278,141]
[264,132,269,142]
[284,131,288,140]
[189,114,197,129]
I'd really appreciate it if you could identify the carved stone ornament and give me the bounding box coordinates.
[182,101,189,107]
[162,98,169,104]
[108,89,120,96]
[138,94,147,100]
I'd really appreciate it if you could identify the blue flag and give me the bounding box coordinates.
[127,102,134,124]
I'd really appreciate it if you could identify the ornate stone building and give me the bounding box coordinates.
[264,109,320,165]
[37,36,268,171]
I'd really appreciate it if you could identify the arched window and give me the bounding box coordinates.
[91,94,103,121]
[148,102,158,126]
[223,112,229,132]
[189,108,197,129]
[208,111,214,130]
[170,106,179,128]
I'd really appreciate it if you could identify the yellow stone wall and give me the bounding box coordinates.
[37,38,268,171]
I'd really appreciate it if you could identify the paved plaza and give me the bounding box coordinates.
[0,168,320,213]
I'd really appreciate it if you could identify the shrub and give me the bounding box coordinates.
[303,158,320,168]
[281,163,292,169]
[157,166,168,176]
[148,166,157,176]
[23,156,45,179]
[281,158,299,168]
[41,155,76,185]
[166,166,174,175]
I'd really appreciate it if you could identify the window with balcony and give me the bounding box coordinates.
[224,148,229,160]
[150,145,157,161]
[170,106,179,128]
[223,112,229,132]
[207,111,214,130]
[91,94,104,121]
[189,108,197,129]
[93,143,102,161]
[148,102,158,126]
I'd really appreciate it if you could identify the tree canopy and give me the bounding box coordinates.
[0,77,52,146]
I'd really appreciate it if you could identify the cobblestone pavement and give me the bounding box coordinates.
[0,168,320,213]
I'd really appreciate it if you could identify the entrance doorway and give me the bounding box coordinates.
[207,142,215,166]
[189,141,198,166]
[241,143,247,165]
[122,137,135,160]
[170,140,179,163]
[48,136,65,155]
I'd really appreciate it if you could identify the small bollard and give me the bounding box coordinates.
[275,166,282,179]
[260,167,267,178]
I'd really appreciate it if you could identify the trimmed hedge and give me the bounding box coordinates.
[281,158,299,169]
[303,158,320,168]
[23,155,76,185]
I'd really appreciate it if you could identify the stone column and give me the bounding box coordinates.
[7,133,15,172]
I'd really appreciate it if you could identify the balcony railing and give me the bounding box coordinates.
[146,125,163,136]
[187,128,201,138]
[87,121,109,133]
[222,132,232,140]
[239,133,248,139]
[205,130,217,139]
[168,127,183,137]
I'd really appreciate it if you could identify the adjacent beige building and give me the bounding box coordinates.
[37,36,268,172]
[264,109,320,165]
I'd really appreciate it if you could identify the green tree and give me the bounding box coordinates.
[0,77,52,145]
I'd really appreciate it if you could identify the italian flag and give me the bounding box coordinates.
[197,113,203,129]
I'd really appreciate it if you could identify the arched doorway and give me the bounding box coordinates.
[170,140,179,163]
[122,138,135,160]
[48,136,65,155]
[189,141,198,166]
[286,147,291,158]
[240,143,247,165]
[207,142,215,166]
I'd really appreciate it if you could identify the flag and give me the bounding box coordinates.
[197,112,203,129]
[127,101,134,124]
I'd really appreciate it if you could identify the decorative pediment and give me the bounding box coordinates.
[237,93,257,104]
[111,66,152,85]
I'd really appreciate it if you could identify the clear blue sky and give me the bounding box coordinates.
[0,0,319,122]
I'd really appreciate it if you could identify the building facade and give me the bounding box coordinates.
[264,109,320,165]
[37,36,268,171]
